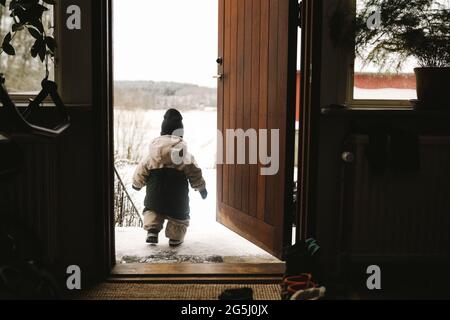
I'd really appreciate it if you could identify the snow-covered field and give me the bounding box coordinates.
[114,108,217,169]
[114,109,278,263]
[354,88,417,100]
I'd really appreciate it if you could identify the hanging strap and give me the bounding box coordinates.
[0,75,70,137]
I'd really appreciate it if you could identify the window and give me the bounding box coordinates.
[353,55,418,102]
[347,0,450,106]
[0,4,55,98]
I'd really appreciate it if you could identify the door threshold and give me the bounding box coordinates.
[111,263,285,284]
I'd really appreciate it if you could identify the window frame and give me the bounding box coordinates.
[1,4,59,104]
[344,0,416,109]
[345,63,414,108]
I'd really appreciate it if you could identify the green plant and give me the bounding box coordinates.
[0,0,56,78]
[355,0,450,69]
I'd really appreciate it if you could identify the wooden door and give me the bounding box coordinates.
[217,0,298,258]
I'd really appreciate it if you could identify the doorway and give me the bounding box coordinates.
[112,0,286,268]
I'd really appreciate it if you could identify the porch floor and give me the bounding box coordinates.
[115,226,279,264]
[115,169,280,264]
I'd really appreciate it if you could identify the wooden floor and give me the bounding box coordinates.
[111,263,285,284]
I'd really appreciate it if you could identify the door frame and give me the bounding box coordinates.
[296,0,323,242]
[93,0,116,279]
[95,0,321,278]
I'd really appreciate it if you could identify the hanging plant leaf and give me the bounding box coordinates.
[45,36,56,53]
[12,23,24,32]
[9,2,19,11]
[31,37,45,58]
[3,32,12,44]
[28,27,41,40]
[30,46,38,58]
[38,44,46,62]
[2,31,15,55]
[1,0,57,76]
[29,19,44,33]
[2,43,15,56]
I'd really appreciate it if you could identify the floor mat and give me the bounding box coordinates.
[121,251,224,264]
[73,283,281,300]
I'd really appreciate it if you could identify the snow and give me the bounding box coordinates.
[115,169,279,263]
[354,88,417,100]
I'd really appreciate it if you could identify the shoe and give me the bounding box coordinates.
[281,273,315,300]
[283,273,313,288]
[290,286,326,300]
[169,239,183,247]
[219,288,254,300]
[146,232,159,244]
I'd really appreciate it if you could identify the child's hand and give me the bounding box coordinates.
[200,189,208,200]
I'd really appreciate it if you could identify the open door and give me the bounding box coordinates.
[217,0,298,258]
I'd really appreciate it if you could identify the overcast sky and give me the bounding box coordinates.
[113,0,219,88]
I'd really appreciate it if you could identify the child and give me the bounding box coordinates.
[132,109,207,247]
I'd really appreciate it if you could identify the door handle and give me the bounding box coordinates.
[213,74,223,80]
[341,152,355,163]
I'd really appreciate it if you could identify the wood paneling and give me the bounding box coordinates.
[217,0,297,258]
[0,133,59,265]
[249,0,261,218]
[342,136,450,258]
[0,108,101,285]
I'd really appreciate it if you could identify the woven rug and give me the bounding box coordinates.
[73,283,281,300]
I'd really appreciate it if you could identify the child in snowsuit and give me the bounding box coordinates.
[132,109,207,247]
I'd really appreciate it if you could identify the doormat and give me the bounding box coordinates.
[71,283,281,300]
[120,250,224,264]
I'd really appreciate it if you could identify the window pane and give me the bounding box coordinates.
[0,5,54,94]
[353,0,450,101]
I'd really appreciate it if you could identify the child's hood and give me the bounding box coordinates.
[149,135,187,165]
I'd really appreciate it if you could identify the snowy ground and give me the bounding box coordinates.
[115,169,279,264]
[354,88,417,100]
[114,110,279,264]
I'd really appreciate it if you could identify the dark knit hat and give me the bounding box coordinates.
[161,109,184,137]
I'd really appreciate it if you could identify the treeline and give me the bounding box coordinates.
[114,80,217,111]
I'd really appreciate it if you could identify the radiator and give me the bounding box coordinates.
[341,135,450,260]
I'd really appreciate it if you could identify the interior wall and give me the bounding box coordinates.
[314,0,450,277]
[0,0,105,287]
[301,0,349,274]
[57,0,93,105]
[54,0,110,286]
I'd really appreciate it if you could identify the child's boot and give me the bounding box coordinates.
[169,239,183,247]
[146,230,159,244]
